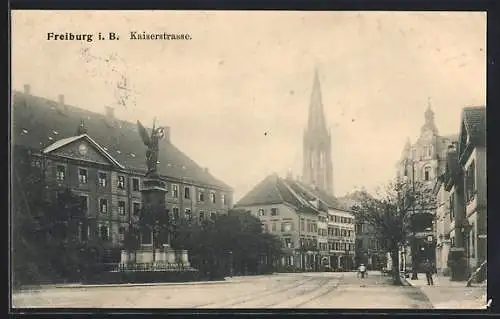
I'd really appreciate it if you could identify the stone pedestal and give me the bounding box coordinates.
[180,250,190,266]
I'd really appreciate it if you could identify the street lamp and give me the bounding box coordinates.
[228,251,233,278]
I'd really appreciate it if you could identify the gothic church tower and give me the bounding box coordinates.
[302,69,334,195]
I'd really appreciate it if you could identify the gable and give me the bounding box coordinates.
[42,135,124,169]
[50,138,113,166]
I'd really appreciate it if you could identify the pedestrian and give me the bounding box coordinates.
[358,263,367,279]
[424,259,434,286]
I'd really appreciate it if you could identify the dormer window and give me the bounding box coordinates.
[53,130,59,135]
[22,129,28,134]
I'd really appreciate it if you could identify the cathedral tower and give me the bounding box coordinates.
[302,69,334,195]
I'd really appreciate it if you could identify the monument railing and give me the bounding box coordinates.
[114,262,195,272]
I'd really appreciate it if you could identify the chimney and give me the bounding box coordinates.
[58,94,68,112]
[164,126,171,143]
[105,106,115,119]
[23,84,31,95]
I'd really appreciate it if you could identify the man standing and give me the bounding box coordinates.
[358,263,367,279]
[424,259,434,286]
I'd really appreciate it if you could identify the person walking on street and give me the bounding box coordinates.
[424,259,434,286]
[358,263,367,279]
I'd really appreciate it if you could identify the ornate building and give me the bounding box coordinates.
[302,70,334,196]
[12,86,233,247]
[396,102,457,273]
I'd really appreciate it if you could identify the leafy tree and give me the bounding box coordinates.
[351,179,435,285]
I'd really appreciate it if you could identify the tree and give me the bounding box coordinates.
[351,179,435,285]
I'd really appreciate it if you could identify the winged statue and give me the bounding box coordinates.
[137,119,166,178]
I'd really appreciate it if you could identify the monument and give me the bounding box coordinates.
[112,119,197,281]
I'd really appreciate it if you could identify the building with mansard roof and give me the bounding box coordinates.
[12,86,233,246]
[235,173,356,271]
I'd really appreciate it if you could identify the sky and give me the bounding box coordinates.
[11,11,486,201]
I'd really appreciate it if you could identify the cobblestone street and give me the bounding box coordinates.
[13,272,433,309]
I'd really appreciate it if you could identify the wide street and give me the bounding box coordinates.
[13,271,433,309]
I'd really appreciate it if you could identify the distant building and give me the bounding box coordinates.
[302,69,334,196]
[12,87,233,246]
[338,191,385,270]
[235,174,355,271]
[396,103,457,272]
[433,172,451,275]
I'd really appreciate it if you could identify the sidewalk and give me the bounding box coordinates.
[405,273,487,309]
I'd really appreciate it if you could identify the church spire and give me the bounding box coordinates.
[303,68,334,196]
[307,68,327,134]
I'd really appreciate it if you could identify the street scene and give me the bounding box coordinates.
[14,272,435,309]
[11,11,486,310]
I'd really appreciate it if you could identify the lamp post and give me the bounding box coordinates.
[228,251,233,278]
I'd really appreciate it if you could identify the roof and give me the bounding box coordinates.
[12,91,232,190]
[462,107,486,147]
[235,174,350,215]
[235,174,321,213]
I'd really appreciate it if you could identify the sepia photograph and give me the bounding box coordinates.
[11,10,487,310]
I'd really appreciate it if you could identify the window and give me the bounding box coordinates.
[284,238,293,248]
[300,218,305,231]
[98,172,107,187]
[99,224,109,240]
[56,165,65,182]
[79,196,88,215]
[132,178,140,191]
[263,223,268,232]
[199,211,205,222]
[270,208,279,216]
[118,227,125,241]
[118,200,126,216]
[185,208,192,220]
[99,198,108,214]
[172,184,179,198]
[210,192,216,203]
[258,208,266,216]
[79,222,88,241]
[78,168,88,184]
[118,175,125,189]
[198,189,204,202]
[184,187,191,199]
[31,158,41,167]
[465,161,476,202]
[210,212,217,221]
[424,166,431,181]
[272,222,276,232]
[172,207,180,220]
[222,194,227,205]
[133,202,141,216]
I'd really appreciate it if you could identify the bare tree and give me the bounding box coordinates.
[351,179,435,285]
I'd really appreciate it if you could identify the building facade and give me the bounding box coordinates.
[457,107,487,273]
[396,104,457,272]
[302,69,334,196]
[12,87,233,247]
[235,174,355,271]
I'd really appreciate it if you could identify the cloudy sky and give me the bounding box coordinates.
[12,11,486,201]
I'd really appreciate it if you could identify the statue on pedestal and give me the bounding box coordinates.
[137,119,165,178]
